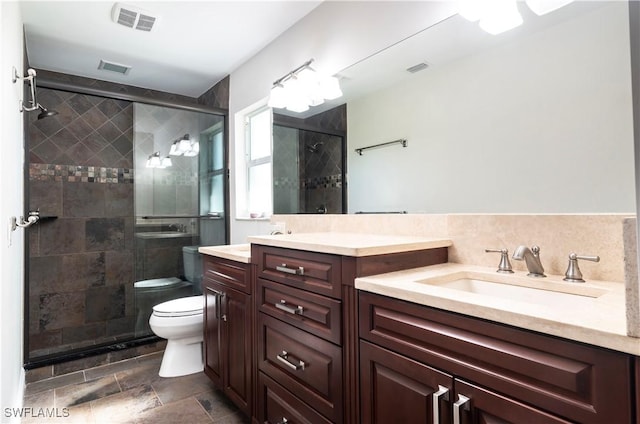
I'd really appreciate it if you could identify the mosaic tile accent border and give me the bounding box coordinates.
[29,163,134,184]
[303,174,342,190]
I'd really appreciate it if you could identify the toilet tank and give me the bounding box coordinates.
[182,246,203,293]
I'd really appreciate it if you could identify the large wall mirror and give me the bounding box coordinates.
[280,1,635,214]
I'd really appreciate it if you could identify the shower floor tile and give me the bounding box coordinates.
[22,352,250,423]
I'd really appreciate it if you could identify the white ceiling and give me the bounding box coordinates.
[20,1,322,98]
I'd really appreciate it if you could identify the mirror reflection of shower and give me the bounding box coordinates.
[12,67,58,119]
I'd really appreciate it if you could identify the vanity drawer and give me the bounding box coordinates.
[258,313,342,422]
[258,278,342,345]
[257,372,332,424]
[203,255,251,294]
[359,291,633,424]
[254,246,342,299]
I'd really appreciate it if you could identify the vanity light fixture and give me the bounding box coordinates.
[146,152,171,168]
[267,59,342,113]
[169,134,199,157]
[525,0,574,16]
[458,0,522,35]
[458,0,574,34]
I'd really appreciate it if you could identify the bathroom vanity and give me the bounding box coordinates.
[201,233,640,424]
[199,245,253,416]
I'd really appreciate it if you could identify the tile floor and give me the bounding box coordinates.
[22,352,250,424]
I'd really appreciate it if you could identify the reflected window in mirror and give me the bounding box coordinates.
[242,106,272,218]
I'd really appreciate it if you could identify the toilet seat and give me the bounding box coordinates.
[152,295,203,317]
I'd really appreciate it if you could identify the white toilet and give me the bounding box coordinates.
[149,295,204,377]
[147,246,205,377]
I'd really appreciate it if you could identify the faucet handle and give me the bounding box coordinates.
[485,249,514,274]
[563,253,600,282]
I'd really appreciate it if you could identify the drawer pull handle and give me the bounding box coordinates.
[275,300,304,315]
[276,350,306,371]
[432,385,449,424]
[274,419,288,424]
[276,264,305,276]
[453,394,470,424]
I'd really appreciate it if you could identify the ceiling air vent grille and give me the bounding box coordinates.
[112,3,158,32]
[406,62,429,74]
[98,59,131,75]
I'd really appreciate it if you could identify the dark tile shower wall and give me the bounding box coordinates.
[273,104,346,214]
[301,131,343,214]
[28,87,136,358]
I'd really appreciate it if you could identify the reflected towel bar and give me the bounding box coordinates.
[355,138,407,155]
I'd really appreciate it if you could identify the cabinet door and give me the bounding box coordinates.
[453,380,572,424]
[360,340,452,424]
[223,285,252,415]
[204,284,223,387]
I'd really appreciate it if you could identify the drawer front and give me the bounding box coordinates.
[359,291,633,424]
[258,278,342,345]
[258,372,332,424]
[254,246,342,298]
[203,255,250,294]
[258,313,342,422]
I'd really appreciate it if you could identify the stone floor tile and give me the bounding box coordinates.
[151,371,215,405]
[55,375,121,407]
[25,371,85,397]
[132,397,212,424]
[90,384,161,424]
[84,357,138,381]
[23,388,55,409]
[20,403,94,424]
[195,390,239,422]
[212,412,251,424]
[114,361,161,391]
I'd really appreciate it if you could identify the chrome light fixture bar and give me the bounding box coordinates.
[12,67,59,119]
[268,59,343,113]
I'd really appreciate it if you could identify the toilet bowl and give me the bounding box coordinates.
[149,295,204,377]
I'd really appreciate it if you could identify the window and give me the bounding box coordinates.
[242,106,272,217]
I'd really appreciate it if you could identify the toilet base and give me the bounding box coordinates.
[158,336,203,377]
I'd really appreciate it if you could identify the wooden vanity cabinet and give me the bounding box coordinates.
[359,291,634,424]
[252,244,448,424]
[203,256,253,416]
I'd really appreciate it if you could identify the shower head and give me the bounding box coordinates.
[36,104,58,120]
[12,67,59,119]
[307,142,323,153]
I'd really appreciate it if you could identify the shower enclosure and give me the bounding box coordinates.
[25,85,227,366]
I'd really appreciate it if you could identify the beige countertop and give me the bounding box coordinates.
[246,232,452,256]
[199,244,251,263]
[356,262,640,355]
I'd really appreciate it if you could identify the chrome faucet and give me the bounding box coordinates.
[512,245,546,277]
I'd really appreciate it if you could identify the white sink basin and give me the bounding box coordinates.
[417,272,608,307]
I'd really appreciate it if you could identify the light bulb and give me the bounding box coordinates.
[479,0,522,35]
[320,76,343,100]
[268,84,288,109]
[525,0,573,16]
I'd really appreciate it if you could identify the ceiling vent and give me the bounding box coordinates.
[406,62,429,74]
[98,59,131,75]
[112,3,158,32]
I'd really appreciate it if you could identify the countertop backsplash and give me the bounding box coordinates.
[271,214,632,283]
